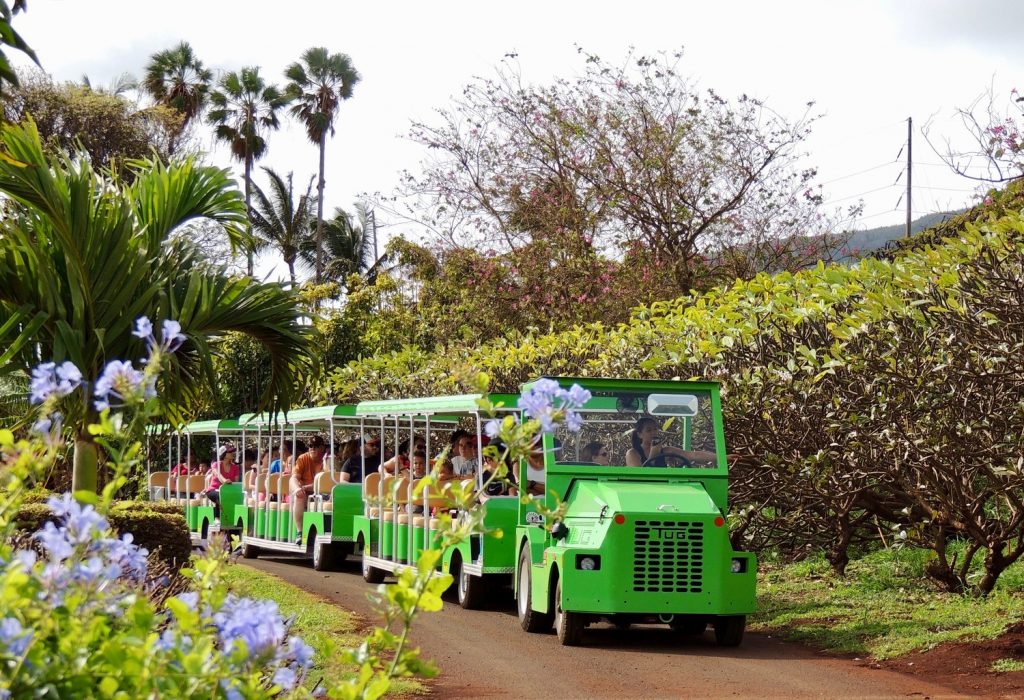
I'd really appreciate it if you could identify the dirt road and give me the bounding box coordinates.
[244,555,967,699]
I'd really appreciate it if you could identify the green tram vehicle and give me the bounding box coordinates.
[149,377,756,646]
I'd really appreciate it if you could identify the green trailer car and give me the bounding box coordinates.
[513,377,756,646]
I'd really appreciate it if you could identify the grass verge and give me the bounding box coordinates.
[751,547,1024,660]
[223,563,425,696]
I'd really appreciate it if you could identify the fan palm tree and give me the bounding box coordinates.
[142,41,212,139]
[208,66,290,276]
[298,204,389,291]
[0,120,314,492]
[250,167,316,287]
[284,47,360,284]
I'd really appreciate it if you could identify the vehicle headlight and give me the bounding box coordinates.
[730,557,747,573]
[576,554,601,570]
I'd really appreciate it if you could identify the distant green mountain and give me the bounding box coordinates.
[836,211,962,259]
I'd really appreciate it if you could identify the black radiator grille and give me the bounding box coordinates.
[632,520,704,593]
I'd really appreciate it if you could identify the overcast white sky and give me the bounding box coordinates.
[12,0,1024,282]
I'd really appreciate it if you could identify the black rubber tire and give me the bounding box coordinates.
[313,540,334,571]
[361,540,386,584]
[713,615,746,647]
[554,578,584,646]
[241,539,259,559]
[456,555,486,610]
[517,546,553,633]
[671,617,707,636]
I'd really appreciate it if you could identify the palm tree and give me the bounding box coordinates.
[208,66,290,276]
[0,120,314,492]
[142,41,212,138]
[250,167,316,287]
[298,204,389,291]
[284,47,360,284]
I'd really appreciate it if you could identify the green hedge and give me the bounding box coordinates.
[322,202,1024,595]
[15,500,192,571]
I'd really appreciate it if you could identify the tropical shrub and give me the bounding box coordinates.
[325,206,1024,594]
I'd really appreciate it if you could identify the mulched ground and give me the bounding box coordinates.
[870,622,1024,697]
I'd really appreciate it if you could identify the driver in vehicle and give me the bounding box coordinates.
[625,416,718,467]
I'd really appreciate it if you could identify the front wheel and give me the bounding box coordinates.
[554,578,584,646]
[713,615,746,647]
[457,557,486,610]
[517,546,552,633]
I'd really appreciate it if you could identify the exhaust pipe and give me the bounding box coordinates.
[658,613,675,623]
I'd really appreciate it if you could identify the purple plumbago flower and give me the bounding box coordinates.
[160,319,187,353]
[35,522,73,562]
[212,596,286,658]
[29,361,82,404]
[220,680,243,700]
[0,617,31,656]
[176,591,199,610]
[565,384,592,408]
[272,666,297,691]
[93,359,155,411]
[132,316,154,342]
[287,637,315,668]
[484,418,502,439]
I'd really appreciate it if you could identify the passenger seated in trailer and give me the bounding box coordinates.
[258,447,275,473]
[205,444,240,519]
[481,439,517,497]
[268,442,290,475]
[447,429,470,476]
[580,441,611,466]
[242,449,258,472]
[170,452,199,477]
[402,450,429,514]
[624,416,718,467]
[334,438,359,476]
[339,436,380,484]
[380,435,426,474]
[453,434,486,477]
[524,439,548,496]
[290,435,327,543]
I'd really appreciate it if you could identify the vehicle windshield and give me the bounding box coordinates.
[552,389,720,468]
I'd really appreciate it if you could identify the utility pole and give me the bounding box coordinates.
[368,209,378,261]
[905,117,912,237]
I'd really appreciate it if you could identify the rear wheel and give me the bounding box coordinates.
[456,556,486,609]
[554,578,584,646]
[361,539,386,584]
[713,615,746,647]
[517,546,552,633]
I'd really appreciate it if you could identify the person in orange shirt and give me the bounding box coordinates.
[290,435,327,542]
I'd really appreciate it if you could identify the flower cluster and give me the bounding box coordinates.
[29,361,82,404]
[92,359,155,411]
[485,379,592,438]
[133,316,187,354]
[159,590,315,694]
[31,495,149,606]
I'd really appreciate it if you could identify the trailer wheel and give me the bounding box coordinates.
[313,540,334,571]
[361,540,386,584]
[241,539,259,559]
[456,555,486,610]
[713,615,746,647]
[517,546,552,633]
[554,578,584,646]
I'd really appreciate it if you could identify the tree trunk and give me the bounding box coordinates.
[288,260,296,288]
[72,435,99,493]
[245,157,254,277]
[316,130,327,284]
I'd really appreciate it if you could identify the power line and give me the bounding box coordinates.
[819,161,899,185]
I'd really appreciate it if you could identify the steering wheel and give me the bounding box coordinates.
[641,452,692,468]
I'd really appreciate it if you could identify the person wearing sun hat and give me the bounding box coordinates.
[205,443,240,518]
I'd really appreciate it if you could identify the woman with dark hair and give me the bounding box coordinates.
[581,441,610,466]
[625,416,717,467]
